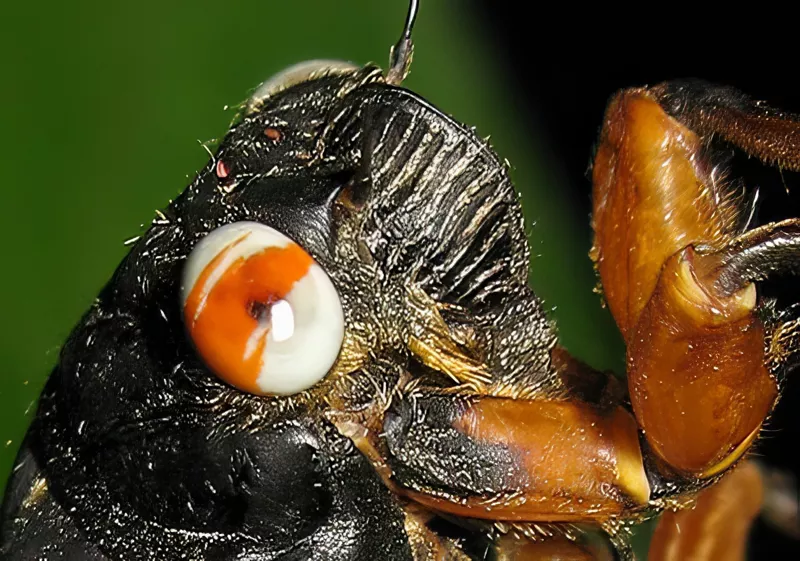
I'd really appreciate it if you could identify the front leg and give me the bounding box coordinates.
[381,389,650,523]
[592,81,800,478]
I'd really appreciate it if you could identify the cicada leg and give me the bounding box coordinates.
[648,461,763,561]
[591,82,800,478]
[495,535,600,560]
[380,388,650,523]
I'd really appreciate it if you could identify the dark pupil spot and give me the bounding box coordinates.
[248,299,276,322]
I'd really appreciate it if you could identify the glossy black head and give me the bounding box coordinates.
[1,57,556,560]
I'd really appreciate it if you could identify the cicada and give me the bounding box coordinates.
[2,2,798,559]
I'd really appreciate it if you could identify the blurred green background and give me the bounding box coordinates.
[0,0,625,549]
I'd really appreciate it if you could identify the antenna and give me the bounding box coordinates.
[386,0,419,85]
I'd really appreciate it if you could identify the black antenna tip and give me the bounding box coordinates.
[387,0,419,85]
[402,0,419,40]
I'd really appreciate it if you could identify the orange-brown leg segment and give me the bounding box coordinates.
[382,393,650,523]
[648,461,763,561]
[495,535,600,560]
[591,83,800,478]
[402,497,608,560]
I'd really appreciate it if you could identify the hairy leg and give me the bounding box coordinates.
[592,83,800,478]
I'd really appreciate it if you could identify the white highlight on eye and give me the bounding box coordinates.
[270,299,295,343]
[246,60,359,115]
[181,221,345,396]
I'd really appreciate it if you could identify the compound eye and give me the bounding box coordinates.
[181,222,344,396]
[246,60,359,115]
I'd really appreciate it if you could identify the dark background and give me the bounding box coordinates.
[1,1,796,558]
[475,3,800,558]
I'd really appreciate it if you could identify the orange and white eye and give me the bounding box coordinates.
[181,222,344,396]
